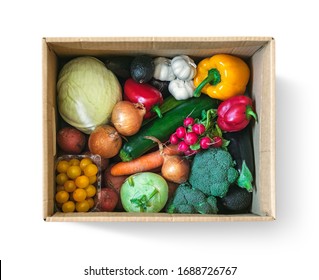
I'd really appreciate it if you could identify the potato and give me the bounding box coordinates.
[97,188,119,212]
[57,127,86,154]
[104,165,128,211]
[104,164,128,192]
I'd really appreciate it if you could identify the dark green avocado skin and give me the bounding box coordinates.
[218,185,252,214]
[130,55,154,83]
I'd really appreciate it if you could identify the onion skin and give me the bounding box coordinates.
[88,125,122,158]
[161,156,190,184]
[111,101,146,136]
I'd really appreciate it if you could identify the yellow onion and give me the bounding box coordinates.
[88,125,122,158]
[111,101,146,136]
[144,136,190,184]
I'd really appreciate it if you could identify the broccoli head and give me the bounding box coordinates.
[166,182,218,214]
[189,148,238,198]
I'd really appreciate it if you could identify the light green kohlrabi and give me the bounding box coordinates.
[57,56,122,134]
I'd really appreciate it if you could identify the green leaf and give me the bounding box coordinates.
[190,143,201,151]
[236,161,254,192]
[222,139,230,148]
[215,124,222,137]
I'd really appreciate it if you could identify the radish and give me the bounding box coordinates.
[178,141,189,152]
[212,136,223,148]
[183,117,194,127]
[176,126,186,139]
[169,133,180,145]
[199,137,212,149]
[184,132,198,146]
[192,123,206,135]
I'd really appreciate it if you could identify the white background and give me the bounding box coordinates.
[0,0,318,279]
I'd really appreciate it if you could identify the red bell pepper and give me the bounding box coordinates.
[124,78,163,119]
[217,95,257,132]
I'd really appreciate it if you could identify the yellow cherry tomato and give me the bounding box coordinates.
[73,188,87,202]
[56,173,68,185]
[85,185,97,198]
[56,160,70,173]
[64,180,77,192]
[80,158,93,170]
[62,201,75,213]
[67,165,82,179]
[69,158,80,166]
[55,190,69,204]
[84,163,98,177]
[86,198,95,209]
[88,175,97,184]
[75,175,90,189]
[76,200,90,212]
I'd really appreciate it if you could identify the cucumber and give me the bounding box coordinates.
[120,95,220,161]
[223,125,255,177]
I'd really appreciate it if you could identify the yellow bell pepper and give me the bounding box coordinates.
[193,54,250,100]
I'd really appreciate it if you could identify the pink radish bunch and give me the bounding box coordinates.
[169,116,223,155]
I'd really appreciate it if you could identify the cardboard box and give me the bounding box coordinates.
[43,37,275,222]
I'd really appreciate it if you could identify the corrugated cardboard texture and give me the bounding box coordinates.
[43,37,275,222]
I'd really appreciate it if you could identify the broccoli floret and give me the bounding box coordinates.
[166,183,218,214]
[189,148,238,198]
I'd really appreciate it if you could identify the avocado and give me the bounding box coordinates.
[105,56,134,79]
[218,185,252,214]
[149,78,170,98]
[130,55,154,83]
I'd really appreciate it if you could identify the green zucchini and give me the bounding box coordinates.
[141,95,186,127]
[120,95,220,161]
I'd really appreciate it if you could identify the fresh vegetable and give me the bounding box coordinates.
[88,125,122,159]
[104,164,128,210]
[183,117,195,127]
[192,123,205,135]
[184,132,198,146]
[120,172,168,213]
[177,141,189,152]
[217,95,257,132]
[189,148,238,197]
[193,54,250,101]
[176,126,186,139]
[145,136,190,184]
[223,126,255,192]
[168,79,195,100]
[171,55,196,81]
[168,109,228,155]
[153,57,176,81]
[104,164,128,193]
[55,156,99,213]
[104,56,134,79]
[124,78,163,119]
[98,188,119,212]
[218,185,252,213]
[57,127,86,154]
[111,101,146,136]
[148,79,170,98]
[119,95,219,162]
[130,55,155,83]
[57,56,122,134]
[110,144,181,176]
[166,182,218,214]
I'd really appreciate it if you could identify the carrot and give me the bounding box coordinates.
[110,144,181,176]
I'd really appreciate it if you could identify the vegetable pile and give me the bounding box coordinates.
[54,53,258,215]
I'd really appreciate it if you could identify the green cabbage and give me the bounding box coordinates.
[57,56,122,134]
